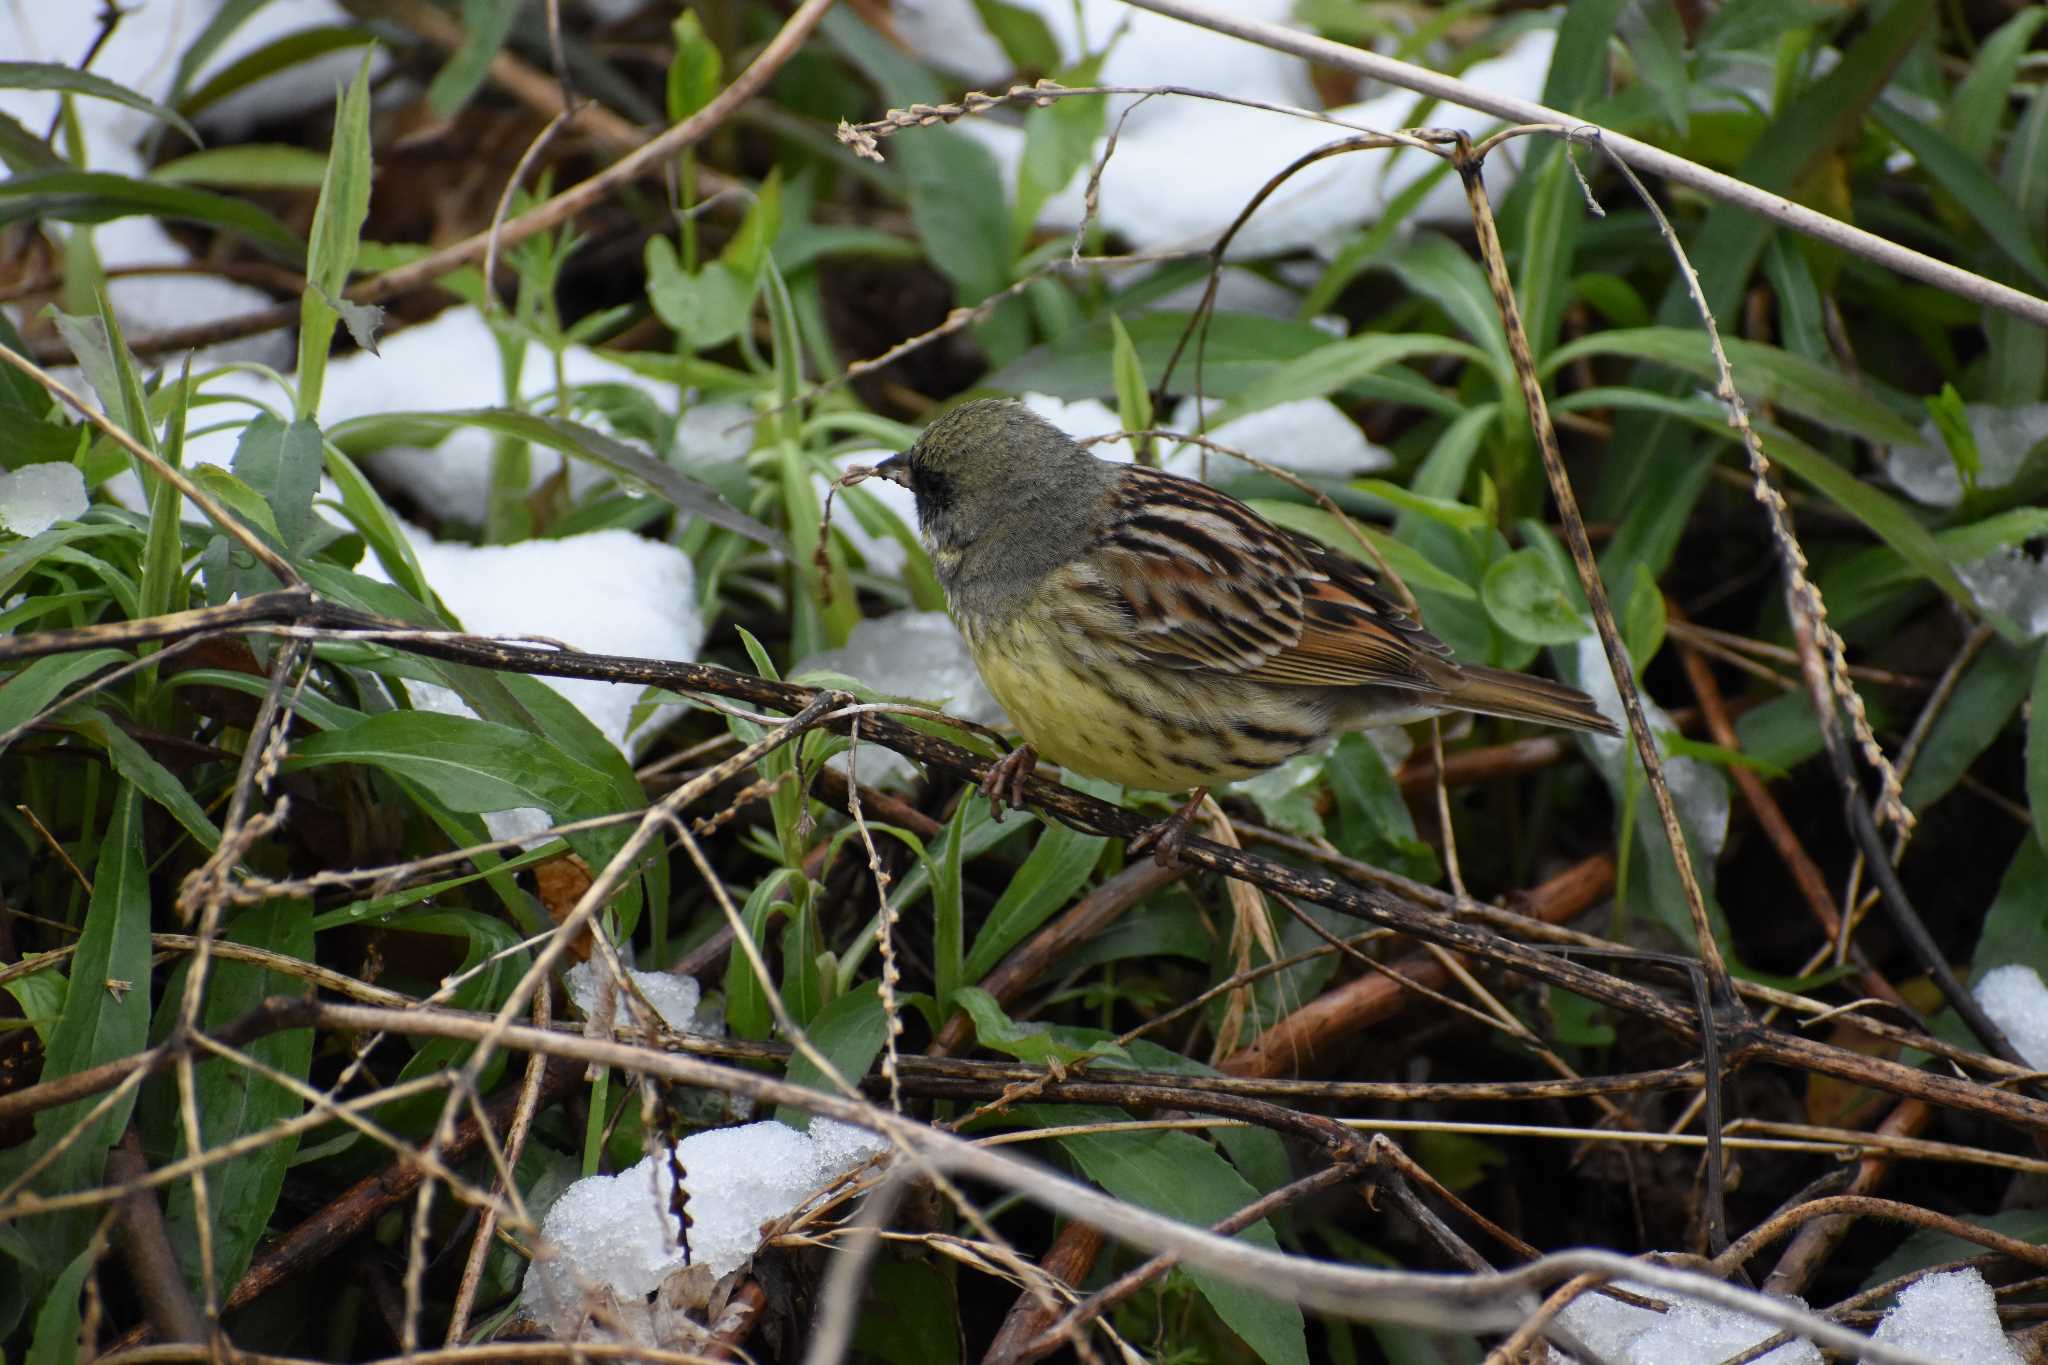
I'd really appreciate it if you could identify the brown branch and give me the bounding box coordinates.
[0,995,316,1128]
[107,1127,207,1345]
[1450,133,1727,1015]
[1714,1194,2048,1277]
[1764,1102,1934,1298]
[1671,612,1910,1011]
[10,593,2045,1135]
[1220,852,1612,1077]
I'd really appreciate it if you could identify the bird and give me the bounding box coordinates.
[866,398,1617,862]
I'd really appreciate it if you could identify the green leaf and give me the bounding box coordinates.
[1545,328,1922,447]
[1760,236,1827,362]
[427,0,522,116]
[851,1259,962,1365]
[170,0,296,103]
[162,901,315,1292]
[1562,389,1971,611]
[775,981,887,1126]
[0,61,201,145]
[1616,0,1691,136]
[299,50,376,418]
[1108,311,1151,462]
[1220,331,1486,420]
[0,171,299,253]
[666,9,723,123]
[725,869,795,1042]
[1014,51,1105,236]
[1753,422,1968,606]
[2,787,151,1295]
[1736,690,1826,776]
[151,144,329,189]
[927,798,978,1011]
[1987,87,2048,404]
[1660,733,1787,781]
[1970,837,2048,986]
[991,311,1338,400]
[0,649,128,745]
[899,127,1013,328]
[720,170,783,279]
[2031,645,2048,855]
[1903,640,2033,813]
[1,966,64,1046]
[331,406,780,548]
[1414,1130,1506,1194]
[0,110,60,174]
[0,525,133,601]
[1327,733,1437,884]
[972,0,1061,71]
[1621,563,1666,675]
[1234,753,1326,840]
[188,464,284,544]
[961,821,1107,987]
[375,910,523,1131]
[1482,547,1591,647]
[1696,0,1836,52]
[1351,479,1489,533]
[46,309,139,440]
[775,406,857,655]
[65,707,222,849]
[231,412,324,551]
[1872,101,2048,293]
[1037,1113,1309,1365]
[1924,383,1981,493]
[176,24,381,120]
[954,988,1127,1067]
[26,1243,97,1365]
[1379,236,1510,383]
[288,710,616,817]
[1867,1207,2048,1292]
[645,235,755,351]
[1946,8,2048,162]
[1593,0,1935,588]
[1515,147,1585,363]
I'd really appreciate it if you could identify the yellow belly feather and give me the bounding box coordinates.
[961,611,1297,791]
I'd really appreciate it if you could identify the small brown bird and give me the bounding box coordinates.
[872,399,1616,861]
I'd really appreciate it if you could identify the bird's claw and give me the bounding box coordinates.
[979,744,1038,821]
[1127,792,1206,867]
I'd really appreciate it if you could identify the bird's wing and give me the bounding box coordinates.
[1240,554,1449,690]
[1070,465,1447,689]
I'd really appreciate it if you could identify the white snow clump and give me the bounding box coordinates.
[522,1119,889,1343]
[1872,1268,2022,1364]
[1974,964,2048,1070]
[1549,1282,1819,1364]
[0,464,89,537]
[565,961,706,1034]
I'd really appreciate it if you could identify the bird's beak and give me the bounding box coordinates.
[872,452,911,487]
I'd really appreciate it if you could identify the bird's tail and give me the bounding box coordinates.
[1438,662,1618,736]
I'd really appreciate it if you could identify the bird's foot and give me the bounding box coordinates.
[979,744,1039,820]
[1127,789,1208,867]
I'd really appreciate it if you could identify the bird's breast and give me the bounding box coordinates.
[958,605,1334,793]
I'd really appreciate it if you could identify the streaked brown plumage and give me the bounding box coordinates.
[873,398,1616,859]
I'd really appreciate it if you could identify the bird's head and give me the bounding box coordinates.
[873,399,1107,568]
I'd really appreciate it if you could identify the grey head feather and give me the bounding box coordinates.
[894,399,1118,619]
